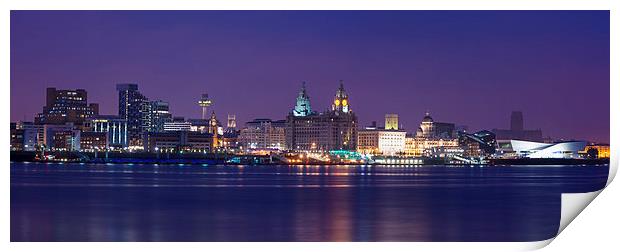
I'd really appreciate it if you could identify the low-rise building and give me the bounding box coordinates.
[43,124,80,151]
[357,116,406,156]
[239,119,286,150]
[85,115,128,148]
[163,121,192,132]
[458,130,497,158]
[144,131,215,153]
[583,144,610,158]
[511,140,586,159]
[404,135,459,157]
[79,131,107,151]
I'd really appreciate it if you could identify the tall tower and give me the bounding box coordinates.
[209,111,219,149]
[510,111,524,131]
[116,83,148,146]
[385,114,398,130]
[198,93,213,120]
[332,80,350,113]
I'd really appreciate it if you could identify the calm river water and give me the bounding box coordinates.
[10,162,608,242]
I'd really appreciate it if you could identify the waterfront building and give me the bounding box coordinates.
[583,144,610,159]
[10,124,24,151]
[221,130,240,151]
[357,116,406,156]
[163,121,192,132]
[144,131,214,153]
[492,111,543,142]
[415,112,455,139]
[457,130,497,158]
[85,115,128,148]
[496,139,515,157]
[160,115,224,150]
[146,100,173,132]
[43,124,81,151]
[187,118,209,133]
[10,122,44,151]
[35,87,99,125]
[144,131,180,151]
[510,140,586,159]
[116,83,149,147]
[79,131,107,151]
[403,135,459,157]
[357,129,406,156]
[238,119,286,150]
[20,122,45,151]
[292,81,312,117]
[186,114,224,135]
[285,81,357,151]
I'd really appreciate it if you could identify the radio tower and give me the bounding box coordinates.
[198,93,213,120]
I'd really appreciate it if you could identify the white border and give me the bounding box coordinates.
[2,1,617,251]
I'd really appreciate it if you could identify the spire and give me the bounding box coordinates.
[336,80,346,99]
[300,81,308,97]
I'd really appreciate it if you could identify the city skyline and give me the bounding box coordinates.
[10,11,610,142]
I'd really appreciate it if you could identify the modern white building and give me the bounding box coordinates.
[510,140,586,159]
[358,128,406,156]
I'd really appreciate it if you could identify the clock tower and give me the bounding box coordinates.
[332,80,350,114]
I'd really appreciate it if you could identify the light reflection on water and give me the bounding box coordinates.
[11,162,608,242]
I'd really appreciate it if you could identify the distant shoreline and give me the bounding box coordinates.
[10,151,609,166]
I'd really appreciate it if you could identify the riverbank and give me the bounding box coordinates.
[10,151,609,166]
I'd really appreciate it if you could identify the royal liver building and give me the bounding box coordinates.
[285,80,358,152]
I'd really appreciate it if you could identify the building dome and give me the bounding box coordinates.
[293,81,312,117]
[422,112,433,123]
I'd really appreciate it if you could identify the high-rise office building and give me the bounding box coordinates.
[116,83,149,146]
[147,100,172,132]
[286,81,357,151]
[35,87,99,125]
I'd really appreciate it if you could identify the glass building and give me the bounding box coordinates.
[116,83,149,146]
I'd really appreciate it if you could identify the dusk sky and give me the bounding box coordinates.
[10,11,609,142]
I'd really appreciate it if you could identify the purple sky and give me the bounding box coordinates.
[10,11,609,142]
